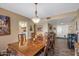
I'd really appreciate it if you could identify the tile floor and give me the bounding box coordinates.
[39,39,75,56]
[54,39,75,56]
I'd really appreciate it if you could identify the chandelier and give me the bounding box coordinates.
[32,3,40,23]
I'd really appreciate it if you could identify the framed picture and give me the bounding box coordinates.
[0,15,10,36]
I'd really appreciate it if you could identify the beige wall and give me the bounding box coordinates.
[0,8,31,51]
[36,20,48,35]
[68,15,79,34]
[68,11,79,41]
[68,20,76,33]
[56,25,69,37]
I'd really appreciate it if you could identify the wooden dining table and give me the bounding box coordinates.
[8,39,45,56]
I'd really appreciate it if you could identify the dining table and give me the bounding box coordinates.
[8,39,45,56]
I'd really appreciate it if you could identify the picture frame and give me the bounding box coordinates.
[0,15,10,36]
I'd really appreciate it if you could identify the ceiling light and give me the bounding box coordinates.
[32,3,40,24]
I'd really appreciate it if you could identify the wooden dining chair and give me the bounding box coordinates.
[44,32,56,56]
[75,42,79,56]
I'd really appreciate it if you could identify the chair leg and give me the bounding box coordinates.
[44,47,48,56]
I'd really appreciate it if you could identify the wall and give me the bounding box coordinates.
[37,20,48,35]
[68,19,77,33]
[0,8,32,51]
[56,25,69,38]
[68,13,79,34]
[27,20,34,39]
[68,11,79,41]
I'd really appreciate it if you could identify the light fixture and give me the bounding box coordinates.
[32,3,40,23]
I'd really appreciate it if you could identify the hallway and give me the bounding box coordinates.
[54,39,75,56]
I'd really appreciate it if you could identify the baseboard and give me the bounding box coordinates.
[56,37,67,39]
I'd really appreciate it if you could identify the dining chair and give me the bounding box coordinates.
[75,42,79,56]
[44,32,56,56]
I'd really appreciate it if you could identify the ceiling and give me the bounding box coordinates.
[0,3,79,25]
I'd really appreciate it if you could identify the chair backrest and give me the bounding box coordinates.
[44,32,56,56]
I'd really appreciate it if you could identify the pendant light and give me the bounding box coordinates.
[32,3,40,23]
